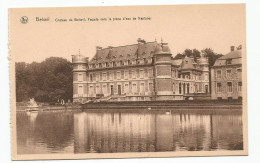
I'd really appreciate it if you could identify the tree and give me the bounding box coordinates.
[15,57,73,103]
[202,48,223,67]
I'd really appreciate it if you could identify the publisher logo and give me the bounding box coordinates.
[20,16,28,24]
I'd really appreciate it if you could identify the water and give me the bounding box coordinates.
[16,109,243,154]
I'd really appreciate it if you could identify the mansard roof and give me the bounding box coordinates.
[213,49,242,67]
[89,41,158,64]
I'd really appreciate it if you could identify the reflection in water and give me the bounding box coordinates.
[17,109,243,154]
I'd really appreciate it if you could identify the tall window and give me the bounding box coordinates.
[78,73,83,81]
[117,71,121,80]
[179,83,182,94]
[132,83,137,93]
[227,82,232,92]
[109,72,113,80]
[96,73,100,81]
[140,70,144,79]
[103,84,107,94]
[132,70,136,79]
[226,70,232,78]
[78,85,83,95]
[205,73,208,81]
[149,83,153,92]
[124,71,128,79]
[125,83,129,94]
[89,86,93,95]
[140,83,145,93]
[148,69,153,78]
[172,83,175,94]
[237,68,242,78]
[216,70,221,78]
[96,85,101,94]
[102,73,106,81]
[238,82,242,92]
[90,74,93,82]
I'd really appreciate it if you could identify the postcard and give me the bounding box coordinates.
[9,4,247,160]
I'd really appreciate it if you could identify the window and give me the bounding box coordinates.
[128,60,131,65]
[132,70,136,79]
[78,73,83,81]
[99,63,102,68]
[103,84,107,94]
[124,71,128,79]
[226,59,232,65]
[227,70,232,78]
[89,86,93,95]
[149,83,153,92]
[132,83,137,93]
[140,83,145,93]
[125,83,129,93]
[148,69,153,78]
[109,72,113,80]
[78,85,83,95]
[237,68,242,78]
[90,74,93,82]
[140,70,144,79]
[172,83,175,94]
[227,82,232,92]
[78,64,83,69]
[205,73,208,81]
[106,62,109,67]
[216,70,221,78]
[96,85,101,94]
[117,71,121,80]
[179,83,182,94]
[238,82,242,92]
[96,73,100,81]
[102,73,106,81]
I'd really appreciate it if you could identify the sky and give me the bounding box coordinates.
[9,4,246,63]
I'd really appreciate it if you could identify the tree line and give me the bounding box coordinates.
[174,48,223,67]
[15,57,73,103]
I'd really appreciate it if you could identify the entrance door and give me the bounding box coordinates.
[110,85,114,95]
[118,85,121,95]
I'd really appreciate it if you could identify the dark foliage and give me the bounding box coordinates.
[15,57,73,102]
[174,48,223,67]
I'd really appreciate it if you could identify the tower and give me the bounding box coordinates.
[153,42,173,100]
[199,55,210,94]
[72,50,89,103]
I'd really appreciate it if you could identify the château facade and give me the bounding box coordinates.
[72,39,210,103]
[211,46,243,100]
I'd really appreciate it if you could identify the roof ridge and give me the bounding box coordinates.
[98,41,157,50]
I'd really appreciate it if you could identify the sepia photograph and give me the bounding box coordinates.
[9,4,247,160]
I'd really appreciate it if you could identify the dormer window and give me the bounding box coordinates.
[113,61,116,67]
[120,60,124,66]
[226,59,232,65]
[106,62,109,67]
[128,60,131,65]
[99,63,102,68]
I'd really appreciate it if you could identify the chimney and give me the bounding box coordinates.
[96,46,102,50]
[237,45,242,50]
[137,38,146,44]
[230,46,235,52]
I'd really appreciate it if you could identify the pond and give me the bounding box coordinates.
[16,108,243,154]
